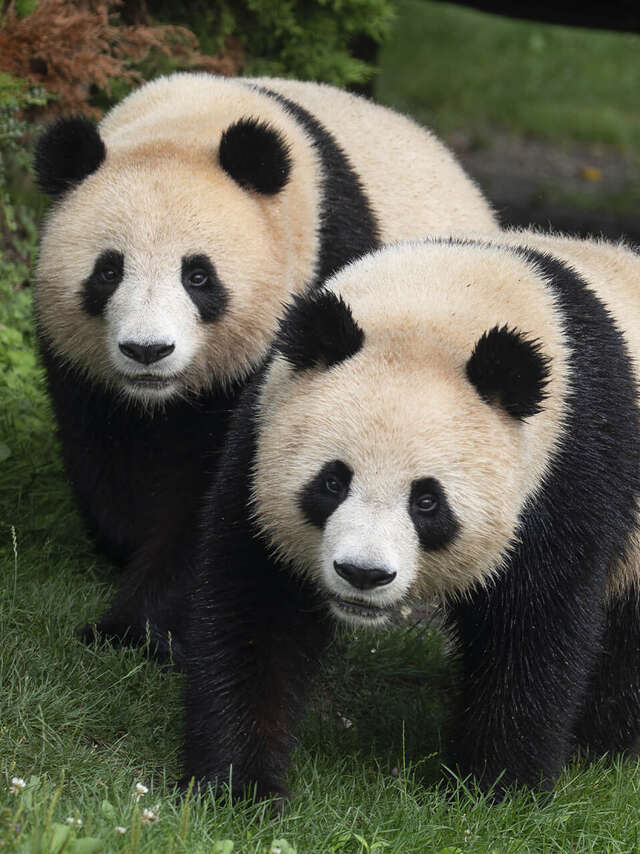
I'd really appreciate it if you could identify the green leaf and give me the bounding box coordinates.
[47,823,72,854]
[0,442,11,462]
[15,0,39,18]
[100,800,115,821]
[69,839,104,854]
[212,842,234,854]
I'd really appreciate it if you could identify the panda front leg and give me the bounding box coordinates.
[445,559,607,797]
[78,527,191,664]
[571,583,640,758]
[182,543,334,802]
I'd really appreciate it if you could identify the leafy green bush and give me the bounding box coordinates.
[0,73,50,464]
[149,0,395,87]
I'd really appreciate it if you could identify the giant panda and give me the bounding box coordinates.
[33,73,497,647]
[181,230,640,801]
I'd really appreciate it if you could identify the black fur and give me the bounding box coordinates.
[446,248,640,796]
[182,378,334,800]
[409,477,459,551]
[39,338,242,657]
[82,250,124,317]
[261,88,381,284]
[573,584,640,757]
[466,324,551,419]
[181,254,229,323]
[219,118,292,195]
[276,291,364,371]
[34,116,106,198]
[298,460,353,528]
[180,240,640,802]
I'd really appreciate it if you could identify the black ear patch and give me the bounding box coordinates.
[219,117,292,195]
[466,325,551,420]
[34,116,106,198]
[275,290,364,371]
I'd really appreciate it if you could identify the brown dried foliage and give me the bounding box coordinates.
[0,0,243,116]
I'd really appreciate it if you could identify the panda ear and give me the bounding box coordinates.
[34,116,106,198]
[466,325,551,420]
[219,117,292,195]
[275,290,364,371]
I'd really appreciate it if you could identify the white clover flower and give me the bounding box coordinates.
[141,808,158,825]
[134,782,149,801]
[115,826,127,835]
[338,713,353,729]
[9,778,26,795]
[65,817,82,828]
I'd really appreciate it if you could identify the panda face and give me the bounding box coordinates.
[36,146,316,406]
[253,240,571,626]
[83,247,227,402]
[253,356,529,627]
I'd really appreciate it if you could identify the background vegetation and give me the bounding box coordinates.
[2,1,640,851]
[378,0,640,149]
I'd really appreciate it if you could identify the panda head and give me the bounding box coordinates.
[34,105,311,406]
[253,242,567,626]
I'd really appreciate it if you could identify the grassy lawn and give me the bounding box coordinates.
[4,428,640,853]
[377,0,640,151]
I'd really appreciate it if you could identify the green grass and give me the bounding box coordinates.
[377,0,640,151]
[4,292,640,852]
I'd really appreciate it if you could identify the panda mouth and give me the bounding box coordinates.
[330,595,394,620]
[125,374,178,389]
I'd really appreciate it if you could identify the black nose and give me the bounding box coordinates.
[333,561,397,591]
[119,341,175,365]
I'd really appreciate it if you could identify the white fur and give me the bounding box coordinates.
[104,261,202,402]
[321,490,421,625]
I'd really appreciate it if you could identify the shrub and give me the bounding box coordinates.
[148,0,395,88]
[0,73,50,461]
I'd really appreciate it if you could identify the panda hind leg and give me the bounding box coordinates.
[572,584,640,759]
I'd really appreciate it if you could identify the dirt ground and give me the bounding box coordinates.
[449,131,640,243]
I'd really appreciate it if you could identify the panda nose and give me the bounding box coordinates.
[119,341,175,365]
[333,561,397,591]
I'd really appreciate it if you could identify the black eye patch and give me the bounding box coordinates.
[298,460,353,529]
[409,477,459,551]
[82,250,124,316]
[181,254,229,323]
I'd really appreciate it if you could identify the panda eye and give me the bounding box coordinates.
[100,266,119,283]
[324,475,343,495]
[415,494,438,514]
[187,269,209,287]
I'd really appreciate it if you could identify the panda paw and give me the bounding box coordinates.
[77,618,184,669]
